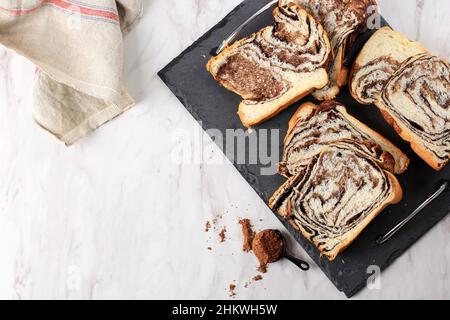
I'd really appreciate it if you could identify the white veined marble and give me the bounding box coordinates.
[0,0,449,300]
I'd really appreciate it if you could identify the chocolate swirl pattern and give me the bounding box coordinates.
[279,0,378,100]
[351,56,400,104]
[270,145,402,261]
[378,54,450,170]
[350,27,428,105]
[207,4,331,127]
[279,101,409,177]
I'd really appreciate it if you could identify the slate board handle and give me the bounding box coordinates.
[377,180,450,245]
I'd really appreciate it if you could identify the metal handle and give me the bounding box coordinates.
[214,0,278,56]
[284,252,310,271]
[377,181,449,245]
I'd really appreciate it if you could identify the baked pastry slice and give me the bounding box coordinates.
[278,101,410,177]
[270,144,403,261]
[207,4,331,128]
[376,54,450,171]
[279,0,378,101]
[350,26,427,104]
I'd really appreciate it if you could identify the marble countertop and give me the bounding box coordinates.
[0,0,449,300]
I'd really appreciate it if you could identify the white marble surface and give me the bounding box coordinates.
[0,0,449,300]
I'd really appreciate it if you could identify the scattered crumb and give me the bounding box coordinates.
[253,275,263,282]
[219,227,227,243]
[205,221,211,232]
[239,218,255,252]
[207,247,212,251]
[258,265,268,274]
[229,284,236,298]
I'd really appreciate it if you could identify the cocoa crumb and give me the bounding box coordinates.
[253,275,263,282]
[205,221,211,232]
[239,218,255,252]
[207,247,212,251]
[229,284,236,298]
[219,228,227,243]
[258,265,268,273]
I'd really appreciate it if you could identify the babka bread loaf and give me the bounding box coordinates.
[278,101,410,177]
[270,144,403,261]
[350,26,427,104]
[207,4,331,128]
[279,0,377,101]
[376,54,450,171]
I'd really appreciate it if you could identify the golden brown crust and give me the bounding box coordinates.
[238,88,317,128]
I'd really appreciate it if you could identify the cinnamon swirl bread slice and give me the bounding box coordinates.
[350,27,427,104]
[278,101,409,177]
[376,54,450,171]
[270,144,403,261]
[279,0,378,101]
[207,4,331,128]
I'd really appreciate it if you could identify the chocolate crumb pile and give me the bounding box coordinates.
[205,214,228,251]
[205,221,211,232]
[252,230,284,273]
[253,275,263,282]
[219,227,227,243]
[228,284,237,298]
[239,218,255,252]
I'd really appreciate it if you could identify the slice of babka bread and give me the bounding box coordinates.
[270,143,403,261]
[207,3,331,128]
[350,26,427,104]
[278,101,409,177]
[279,0,378,101]
[376,54,450,171]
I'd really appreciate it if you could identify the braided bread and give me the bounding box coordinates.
[279,0,378,101]
[207,3,331,127]
[270,143,403,261]
[278,101,410,177]
[376,54,450,170]
[350,26,427,105]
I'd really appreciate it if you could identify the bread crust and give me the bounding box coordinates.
[283,101,410,174]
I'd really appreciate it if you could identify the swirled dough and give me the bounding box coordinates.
[378,54,450,170]
[270,144,402,260]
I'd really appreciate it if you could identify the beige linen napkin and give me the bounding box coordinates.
[0,0,143,145]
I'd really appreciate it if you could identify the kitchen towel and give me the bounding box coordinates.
[0,0,143,145]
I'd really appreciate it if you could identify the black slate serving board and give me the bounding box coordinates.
[158,0,450,297]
